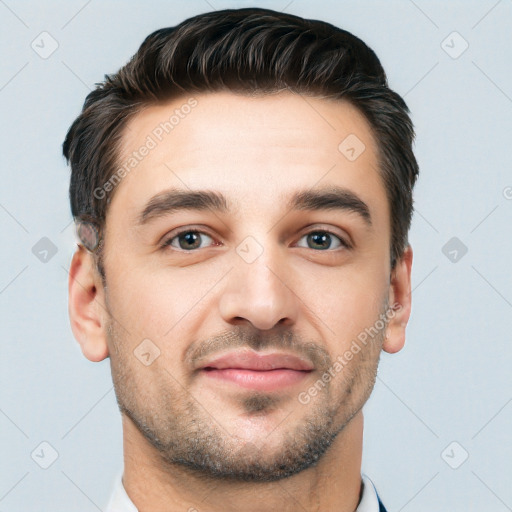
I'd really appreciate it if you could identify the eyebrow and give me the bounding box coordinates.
[138,190,229,225]
[287,187,372,225]
[137,186,372,226]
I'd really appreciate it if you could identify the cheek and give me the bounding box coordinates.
[104,264,168,339]
[105,262,220,340]
[296,265,388,348]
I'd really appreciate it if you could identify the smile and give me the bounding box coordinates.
[198,349,315,391]
[201,367,312,391]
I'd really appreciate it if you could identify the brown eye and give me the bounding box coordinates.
[296,231,348,251]
[164,230,215,251]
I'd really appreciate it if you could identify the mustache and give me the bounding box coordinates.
[184,326,332,372]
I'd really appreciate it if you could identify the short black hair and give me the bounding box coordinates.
[63,7,418,272]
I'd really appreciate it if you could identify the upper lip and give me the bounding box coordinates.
[199,350,314,371]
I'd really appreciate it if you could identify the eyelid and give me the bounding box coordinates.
[160,226,219,249]
[296,224,353,249]
[296,230,351,250]
[161,224,353,252]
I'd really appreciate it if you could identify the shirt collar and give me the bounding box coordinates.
[105,472,382,512]
[105,473,137,512]
[357,474,382,512]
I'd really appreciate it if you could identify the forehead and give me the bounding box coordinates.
[111,91,387,224]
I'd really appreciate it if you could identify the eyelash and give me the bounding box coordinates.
[161,228,352,252]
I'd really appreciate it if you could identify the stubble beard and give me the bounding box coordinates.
[106,303,387,483]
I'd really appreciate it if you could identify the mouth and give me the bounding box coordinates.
[198,350,314,392]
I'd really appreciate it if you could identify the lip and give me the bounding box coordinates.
[198,350,314,392]
[199,350,314,371]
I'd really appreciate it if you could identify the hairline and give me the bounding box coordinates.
[92,89,400,283]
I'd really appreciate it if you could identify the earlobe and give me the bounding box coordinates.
[382,245,413,354]
[68,246,109,362]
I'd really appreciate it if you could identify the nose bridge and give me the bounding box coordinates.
[219,234,298,330]
[240,240,283,294]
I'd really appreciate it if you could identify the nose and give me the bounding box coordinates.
[218,243,299,331]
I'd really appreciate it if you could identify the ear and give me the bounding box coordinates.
[68,246,109,362]
[383,245,413,354]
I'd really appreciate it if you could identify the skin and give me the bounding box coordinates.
[68,91,413,512]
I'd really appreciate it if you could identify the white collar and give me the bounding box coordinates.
[105,473,137,512]
[105,472,381,512]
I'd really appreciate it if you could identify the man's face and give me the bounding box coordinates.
[99,91,400,481]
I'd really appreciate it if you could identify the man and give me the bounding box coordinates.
[64,7,417,511]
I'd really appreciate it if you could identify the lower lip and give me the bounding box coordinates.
[201,368,312,391]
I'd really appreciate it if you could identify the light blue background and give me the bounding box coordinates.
[1,1,511,510]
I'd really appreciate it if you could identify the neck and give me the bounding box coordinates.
[122,412,364,512]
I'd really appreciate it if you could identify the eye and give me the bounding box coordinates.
[161,228,350,252]
[163,229,216,251]
[296,230,349,251]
